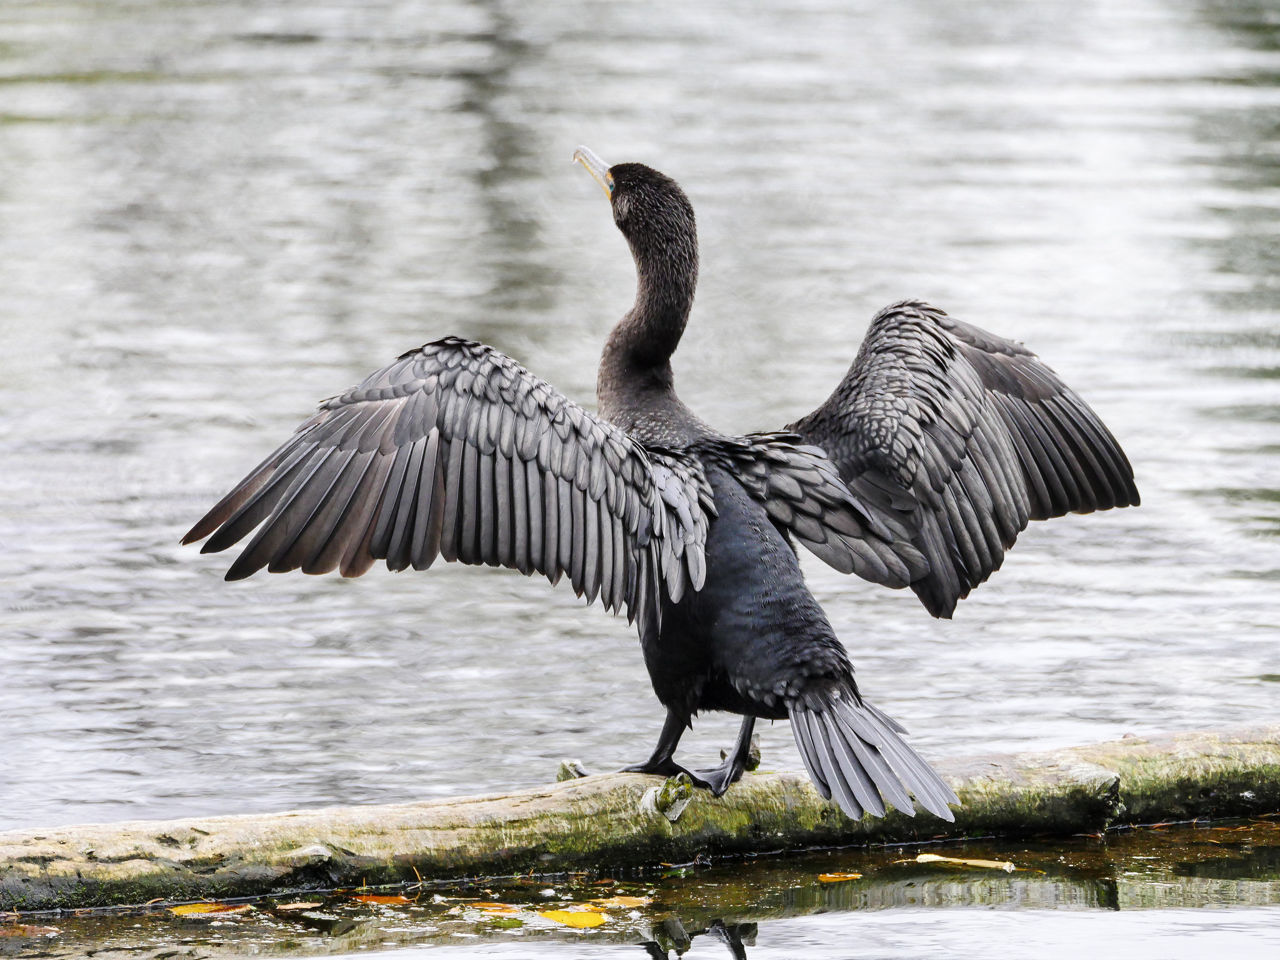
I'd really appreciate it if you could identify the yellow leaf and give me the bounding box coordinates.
[591,895,651,908]
[914,853,1015,873]
[168,903,252,916]
[818,872,863,882]
[539,909,606,928]
[352,894,413,904]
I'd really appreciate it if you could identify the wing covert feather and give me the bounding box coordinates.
[790,301,1139,618]
[185,337,710,626]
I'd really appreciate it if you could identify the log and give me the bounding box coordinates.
[2,725,1277,912]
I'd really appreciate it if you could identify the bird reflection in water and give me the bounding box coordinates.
[641,918,756,959]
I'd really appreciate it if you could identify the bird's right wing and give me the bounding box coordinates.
[183,337,713,627]
[789,301,1139,618]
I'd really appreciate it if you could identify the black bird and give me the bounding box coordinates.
[183,147,1139,822]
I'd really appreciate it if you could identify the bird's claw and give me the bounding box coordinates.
[620,759,713,791]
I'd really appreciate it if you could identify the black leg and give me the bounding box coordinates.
[622,709,712,789]
[706,919,751,960]
[692,716,756,796]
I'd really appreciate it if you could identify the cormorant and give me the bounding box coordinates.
[183,147,1139,821]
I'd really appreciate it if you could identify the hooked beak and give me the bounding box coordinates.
[572,145,613,199]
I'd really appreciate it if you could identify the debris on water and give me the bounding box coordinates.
[0,924,61,938]
[538,907,607,928]
[907,853,1017,872]
[592,895,652,908]
[8,819,1278,956]
[467,902,520,915]
[167,902,253,916]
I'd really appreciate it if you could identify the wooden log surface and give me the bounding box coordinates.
[2,725,1277,912]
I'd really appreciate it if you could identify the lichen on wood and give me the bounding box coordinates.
[1,725,1276,912]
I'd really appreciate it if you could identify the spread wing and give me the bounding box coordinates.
[789,301,1140,618]
[696,433,927,588]
[183,337,712,626]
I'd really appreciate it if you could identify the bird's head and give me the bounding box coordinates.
[573,146,697,271]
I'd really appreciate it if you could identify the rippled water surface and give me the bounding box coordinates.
[1,0,1277,853]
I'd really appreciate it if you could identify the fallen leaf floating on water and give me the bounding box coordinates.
[538,908,607,929]
[0,925,61,938]
[468,902,521,915]
[910,853,1016,873]
[352,894,414,905]
[168,903,253,916]
[591,895,652,909]
[817,872,863,883]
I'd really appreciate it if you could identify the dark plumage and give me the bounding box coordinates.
[184,147,1139,822]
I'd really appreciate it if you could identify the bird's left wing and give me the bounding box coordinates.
[183,337,712,625]
[788,301,1139,618]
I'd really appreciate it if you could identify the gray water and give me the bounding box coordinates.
[0,0,1277,852]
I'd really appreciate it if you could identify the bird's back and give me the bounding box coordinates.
[644,464,854,720]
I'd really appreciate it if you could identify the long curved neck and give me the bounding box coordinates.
[615,245,698,366]
[597,231,698,425]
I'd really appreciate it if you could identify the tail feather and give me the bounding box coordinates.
[794,709,875,819]
[836,701,959,817]
[865,701,909,735]
[791,709,832,800]
[827,708,915,814]
[815,710,887,818]
[789,696,958,822]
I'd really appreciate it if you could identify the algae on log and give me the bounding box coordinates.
[1,726,1276,912]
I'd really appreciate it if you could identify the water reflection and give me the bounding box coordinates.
[455,1,566,330]
[0,0,1278,834]
[17,822,1280,958]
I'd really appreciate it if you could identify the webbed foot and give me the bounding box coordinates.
[620,757,712,791]
[624,711,759,797]
[693,716,759,796]
[690,756,745,797]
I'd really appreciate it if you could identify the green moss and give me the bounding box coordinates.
[3,728,1277,912]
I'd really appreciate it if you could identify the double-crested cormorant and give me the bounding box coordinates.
[184,147,1139,821]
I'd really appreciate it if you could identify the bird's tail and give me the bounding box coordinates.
[788,695,958,821]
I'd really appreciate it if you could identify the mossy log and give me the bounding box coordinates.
[2,725,1276,912]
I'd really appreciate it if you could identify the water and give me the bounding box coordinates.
[8,821,1280,957]
[0,0,1277,924]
